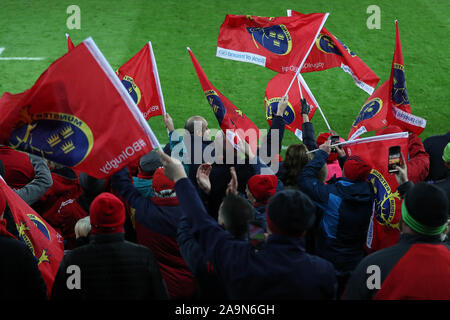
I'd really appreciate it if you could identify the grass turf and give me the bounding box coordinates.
[0,0,448,153]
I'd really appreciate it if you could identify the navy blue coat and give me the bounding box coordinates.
[298,150,374,274]
[174,178,337,300]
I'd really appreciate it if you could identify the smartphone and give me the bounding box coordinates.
[330,135,339,153]
[388,146,402,173]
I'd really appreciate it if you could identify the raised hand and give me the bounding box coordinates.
[276,95,289,117]
[393,153,408,185]
[163,113,175,132]
[226,166,238,195]
[196,163,212,194]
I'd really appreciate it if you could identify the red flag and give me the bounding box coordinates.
[216,13,329,74]
[117,42,166,120]
[344,132,409,252]
[348,21,426,140]
[288,10,379,94]
[0,176,64,297]
[66,33,74,51]
[188,47,260,154]
[0,37,160,179]
[265,73,318,140]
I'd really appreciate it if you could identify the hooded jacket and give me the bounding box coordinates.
[298,150,374,273]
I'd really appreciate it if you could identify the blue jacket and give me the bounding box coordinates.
[175,178,337,300]
[298,150,374,274]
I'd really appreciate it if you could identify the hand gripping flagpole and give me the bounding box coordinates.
[297,73,332,132]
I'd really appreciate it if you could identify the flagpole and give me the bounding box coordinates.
[297,73,332,132]
[297,74,304,100]
[284,12,329,95]
[306,132,409,154]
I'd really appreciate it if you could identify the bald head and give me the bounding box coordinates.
[184,116,209,138]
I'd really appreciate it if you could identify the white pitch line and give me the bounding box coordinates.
[0,47,44,60]
[0,57,45,60]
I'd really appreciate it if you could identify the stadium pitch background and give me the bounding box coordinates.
[0,0,448,154]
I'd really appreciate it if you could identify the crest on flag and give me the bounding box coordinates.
[265,97,296,125]
[246,25,292,55]
[352,98,383,127]
[316,34,341,55]
[9,109,94,167]
[367,170,401,230]
[121,75,142,105]
[28,214,52,241]
[391,63,409,106]
[205,90,226,124]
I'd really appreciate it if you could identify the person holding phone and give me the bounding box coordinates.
[344,157,450,300]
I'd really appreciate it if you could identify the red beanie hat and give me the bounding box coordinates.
[152,167,175,194]
[316,132,338,163]
[151,167,178,206]
[343,156,372,182]
[248,175,278,203]
[89,192,125,235]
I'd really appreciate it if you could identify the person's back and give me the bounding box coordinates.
[50,193,168,300]
[161,148,338,300]
[423,131,450,181]
[223,233,336,299]
[344,181,450,300]
[298,146,374,273]
[52,233,168,300]
[112,167,197,299]
[0,217,47,300]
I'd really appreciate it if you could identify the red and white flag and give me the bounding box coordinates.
[265,72,320,140]
[343,132,409,252]
[117,42,166,120]
[348,21,426,141]
[288,10,379,94]
[188,47,260,154]
[0,176,64,297]
[216,12,329,74]
[0,37,160,179]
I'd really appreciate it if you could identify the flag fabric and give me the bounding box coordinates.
[188,47,260,154]
[288,10,379,94]
[0,176,64,297]
[265,72,319,140]
[66,33,74,51]
[344,132,409,252]
[216,13,329,74]
[0,37,160,179]
[348,21,426,141]
[116,42,166,120]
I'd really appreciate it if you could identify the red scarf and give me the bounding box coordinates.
[0,219,16,239]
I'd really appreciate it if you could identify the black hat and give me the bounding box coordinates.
[139,150,162,173]
[403,182,449,236]
[266,189,316,237]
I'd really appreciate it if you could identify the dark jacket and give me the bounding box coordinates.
[174,178,337,300]
[423,131,450,181]
[298,150,374,274]
[343,233,450,300]
[51,233,168,300]
[111,167,197,299]
[0,234,47,300]
[176,215,228,300]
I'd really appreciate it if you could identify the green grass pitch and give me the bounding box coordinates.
[1,0,448,154]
